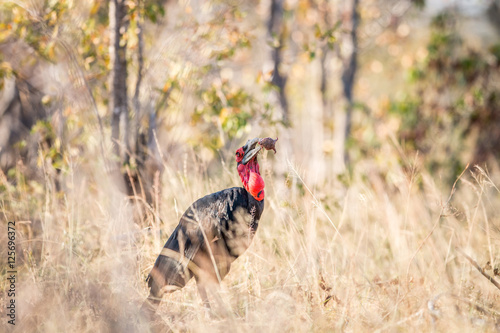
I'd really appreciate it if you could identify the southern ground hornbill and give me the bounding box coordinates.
[142,137,277,315]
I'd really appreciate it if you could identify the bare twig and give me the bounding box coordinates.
[456,247,500,292]
[406,163,469,285]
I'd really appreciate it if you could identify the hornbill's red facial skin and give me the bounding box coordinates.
[141,137,276,318]
[236,138,265,201]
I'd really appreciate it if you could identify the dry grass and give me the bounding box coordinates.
[2,138,500,332]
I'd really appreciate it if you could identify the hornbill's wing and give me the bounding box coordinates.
[146,187,250,297]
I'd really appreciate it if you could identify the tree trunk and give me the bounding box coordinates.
[109,0,129,160]
[268,0,289,125]
[319,0,333,115]
[333,0,359,174]
[133,5,144,160]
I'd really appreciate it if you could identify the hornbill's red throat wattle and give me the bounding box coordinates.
[142,137,277,316]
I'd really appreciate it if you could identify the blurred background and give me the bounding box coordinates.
[1,0,500,331]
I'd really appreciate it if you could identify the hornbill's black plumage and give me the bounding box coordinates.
[142,137,276,314]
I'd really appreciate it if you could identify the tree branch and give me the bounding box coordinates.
[456,247,500,291]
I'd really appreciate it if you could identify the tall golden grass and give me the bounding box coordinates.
[1,136,500,332]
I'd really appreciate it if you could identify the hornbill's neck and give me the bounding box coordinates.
[238,158,264,201]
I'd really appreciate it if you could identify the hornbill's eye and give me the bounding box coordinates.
[236,152,241,157]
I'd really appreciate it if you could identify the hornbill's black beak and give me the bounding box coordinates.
[241,137,262,164]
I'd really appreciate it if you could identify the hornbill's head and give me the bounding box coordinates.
[235,137,277,201]
[235,137,261,165]
[236,138,264,201]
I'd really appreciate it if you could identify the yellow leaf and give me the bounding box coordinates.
[0,61,13,74]
[47,42,56,60]
[219,107,229,122]
[0,27,11,43]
